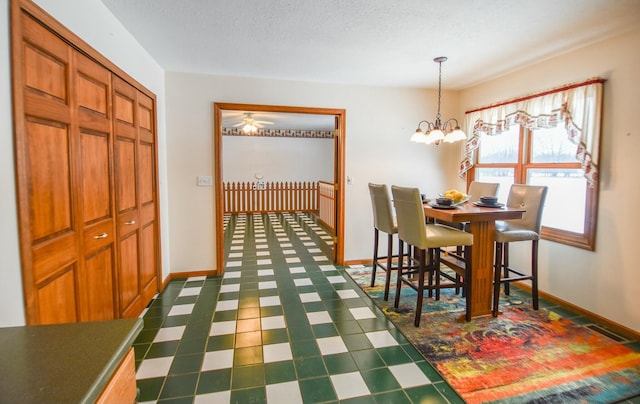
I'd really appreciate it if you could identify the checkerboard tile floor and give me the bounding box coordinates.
[134,212,462,403]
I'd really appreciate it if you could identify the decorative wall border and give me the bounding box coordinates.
[222,127,334,138]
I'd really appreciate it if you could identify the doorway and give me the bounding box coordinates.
[213,103,346,274]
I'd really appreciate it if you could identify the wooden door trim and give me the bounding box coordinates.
[213,103,346,274]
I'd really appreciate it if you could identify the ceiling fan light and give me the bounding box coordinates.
[243,123,257,134]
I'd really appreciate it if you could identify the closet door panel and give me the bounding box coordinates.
[78,247,115,321]
[115,139,137,212]
[75,50,117,321]
[27,121,73,240]
[16,12,80,324]
[118,233,140,316]
[37,268,77,324]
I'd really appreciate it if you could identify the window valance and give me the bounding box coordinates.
[459,78,604,187]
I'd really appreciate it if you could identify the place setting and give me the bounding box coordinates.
[472,195,505,208]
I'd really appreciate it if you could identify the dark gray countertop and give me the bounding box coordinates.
[0,318,143,404]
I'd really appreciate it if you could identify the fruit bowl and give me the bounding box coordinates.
[440,189,470,206]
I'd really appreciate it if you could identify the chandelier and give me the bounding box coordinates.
[410,56,466,145]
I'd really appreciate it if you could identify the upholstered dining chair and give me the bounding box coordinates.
[468,181,500,203]
[492,184,548,316]
[368,183,403,301]
[391,185,474,326]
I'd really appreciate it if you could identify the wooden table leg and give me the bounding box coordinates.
[467,220,496,317]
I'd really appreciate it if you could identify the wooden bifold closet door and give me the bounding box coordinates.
[11,0,160,325]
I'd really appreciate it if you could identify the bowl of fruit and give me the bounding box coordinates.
[441,189,471,206]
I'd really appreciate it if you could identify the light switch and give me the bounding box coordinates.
[197,176,213,186]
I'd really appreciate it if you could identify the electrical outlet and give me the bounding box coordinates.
[346,176,353,185]
[197,176,213,186]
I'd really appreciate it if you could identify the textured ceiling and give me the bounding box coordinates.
[101,0,640,89]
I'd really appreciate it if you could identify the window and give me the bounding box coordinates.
[473,124,598,250]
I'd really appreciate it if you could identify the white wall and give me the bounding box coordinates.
[457,28,640,333]
[165,72,453,272]
[223,136,333,183]
[0,0,168,326]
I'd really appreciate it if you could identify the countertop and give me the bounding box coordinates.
[0,318,143,404]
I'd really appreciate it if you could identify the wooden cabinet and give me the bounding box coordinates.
[11,0,160,324]
[96,348,137,404]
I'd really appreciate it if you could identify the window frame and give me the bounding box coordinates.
[469,125,598,250]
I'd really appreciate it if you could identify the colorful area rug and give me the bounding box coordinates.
[345,266,640,403]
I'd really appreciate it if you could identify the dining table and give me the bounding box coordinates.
[423,200,525,319]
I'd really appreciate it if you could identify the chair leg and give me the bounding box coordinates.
[383,233,393,301]
[371,229,379,287]
[532,240,539,310]
[427,249,434,298]
[394,238,404,309]
[414,249,426,327]
[434,249,441,301]
[493,242,503,317]
[503,243,510,295]
[463,245,472,321]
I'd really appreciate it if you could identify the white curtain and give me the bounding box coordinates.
[459,79,604,187]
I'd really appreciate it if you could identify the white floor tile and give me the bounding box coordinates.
[313,256,328,261]
[308,248,321,253]
[258,259,272,265]
[299,292,321,303]
[256,244,269,249]
[179,287,202,297]
[168,304,195,316]
[187,276,206,281]
[303,242,315,246]
[230,246,243,251]
[320,265,336,271]
[209,320,236,336]
[220,284,240,293]
[389,363,432,388]
[261,315,286,330]
[286,257,301,263]
[223,271,242,279]
[289,267,306,274]
[215,299,239,311]
[194,391,231,404]
[366,330,399,348]
[201,349,234,371]
[327,276,346,284]
[266,381,302,404]
[228,252,242,258]
[350,307,377,320]
[259,296,281,307]
[331,372,370,400]
[280,243,293,247]
[258,269,275,276]
[306,311,332,325]
[257,251,270,256]
[294,278,313,286]
[263,342,293,363]
[317,336,348,355]
[336,290,360,299]
[153,325,186,342]
[226,261,241,268]
[259,281,277,290]
[256,238,267,243]
[136,357,173,379]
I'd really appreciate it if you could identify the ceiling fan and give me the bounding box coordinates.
[233,112,274,134]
